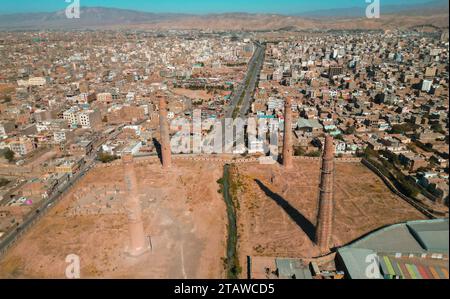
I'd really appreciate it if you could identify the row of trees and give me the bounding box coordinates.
[362,148,421,198]
[293,146,322,157]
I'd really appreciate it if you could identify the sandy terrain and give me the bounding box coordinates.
[0,83,15,94]
[25,149,57,169]
[232,160,426,272]
[0,159,227,278]
[0,158,428,279]
[172,88,230,101]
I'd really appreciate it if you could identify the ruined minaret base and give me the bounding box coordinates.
[125,247,150,258]
[122,154,151,257]
[125,222,151,257]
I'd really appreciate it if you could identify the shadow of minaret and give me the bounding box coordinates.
[152,138,163,165]
[255,179,316,243]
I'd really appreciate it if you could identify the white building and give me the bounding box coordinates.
[17,77,47,87]
[63,107,101,129]
[78,110,101,129]
[422,80,433,92]
[97,92,113,103]
[63,107,80,127]
[54,130,74,144]
[9,137,34,156]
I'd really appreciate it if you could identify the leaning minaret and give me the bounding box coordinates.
[316,135,335,254]
[159,96,172,169]
[123,154,149,256]
[282,98,293,169]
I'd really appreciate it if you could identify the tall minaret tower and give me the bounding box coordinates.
[282,98,293,169]
[159,96,172,169]
[316,135,335,254]
[122,154,149,257]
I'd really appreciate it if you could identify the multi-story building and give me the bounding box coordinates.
[9,137,35,156]
[97,92,113,104]
[78,110,101,129]
[63,107,101,129]
[53,129,75,144]
[329,66,343,78]
[63,107,80,127]
[17,77,47,87]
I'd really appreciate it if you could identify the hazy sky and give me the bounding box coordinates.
[0,0,438,14]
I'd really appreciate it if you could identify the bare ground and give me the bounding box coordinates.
[232,160,426,274]
[0,159,227,279]
[0,159,427,279]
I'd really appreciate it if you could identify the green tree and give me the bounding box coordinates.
[345,126,356,135]
[431,124,444,134]
[0,178,10,187]
[3,149,15,162]
[389,123,417,134]
[97,152,119,164]
[306,151,322,157]
[294,146,306,156]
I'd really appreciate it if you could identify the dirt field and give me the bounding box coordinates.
[232,160,427,271]
[172,88,230,100]
[0,158,428,279]
[0,159,227,278]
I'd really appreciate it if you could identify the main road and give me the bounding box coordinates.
[0,125,124,257]
[224,41,265,120]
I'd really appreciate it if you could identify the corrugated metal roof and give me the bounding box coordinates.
[337,248,380,279]
[297,118,322,129]
[338,219,449,279]
[407,219,449,254]
[350,224,425,253]
[275,258,313,279]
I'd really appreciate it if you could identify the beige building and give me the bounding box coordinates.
[9,137,35,156]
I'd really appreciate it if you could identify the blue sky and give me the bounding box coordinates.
[0,0,438,15]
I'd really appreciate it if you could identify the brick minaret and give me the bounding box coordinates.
[316,135,335,254]
[122,154,149,257]
[159,97,172,168]
[282,98,293,169]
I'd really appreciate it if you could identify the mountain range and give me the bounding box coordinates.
[0,1,448,31]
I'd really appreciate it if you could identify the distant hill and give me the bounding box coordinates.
[0,5,448,31]
[296,0,449,18]
[0,7,188,30]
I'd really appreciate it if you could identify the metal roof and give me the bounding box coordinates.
[407,219,449,254]
[349,224,425,253]
[337,247,379,279]
[275,258,313,279]
[337,219,449,279]
[297,118,322,129]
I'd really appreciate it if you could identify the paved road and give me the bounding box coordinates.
[224,42,265,120]
[0,126,123,256]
